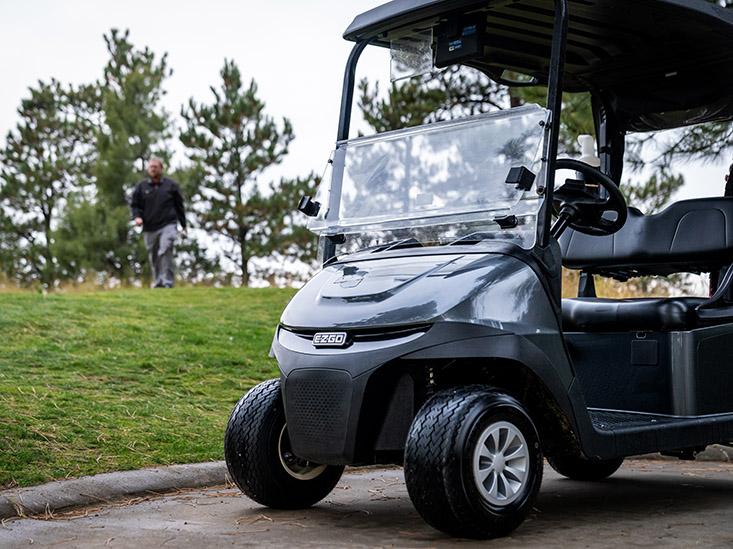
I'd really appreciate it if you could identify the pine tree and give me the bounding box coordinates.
[95,28,171,206]
[180,60,315,286]
[0,79,98,286]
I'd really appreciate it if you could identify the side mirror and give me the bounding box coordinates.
[298,196,320,217]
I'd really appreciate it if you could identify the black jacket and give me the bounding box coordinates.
[130,178,187,232]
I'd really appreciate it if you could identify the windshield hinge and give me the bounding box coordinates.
[505,166,536,191]
[494,215,518,229]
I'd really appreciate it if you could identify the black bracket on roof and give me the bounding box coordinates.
[435,14,487,68]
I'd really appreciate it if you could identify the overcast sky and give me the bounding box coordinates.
[0,0,727,201]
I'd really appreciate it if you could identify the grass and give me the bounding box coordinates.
[0,287,295,489]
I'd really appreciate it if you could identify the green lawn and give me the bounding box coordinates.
[0,287,294,489]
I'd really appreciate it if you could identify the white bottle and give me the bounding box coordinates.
[578,134,601,168]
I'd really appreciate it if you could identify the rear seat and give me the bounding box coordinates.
[559,197,733,332]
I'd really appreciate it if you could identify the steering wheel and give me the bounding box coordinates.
[551,159,628,237]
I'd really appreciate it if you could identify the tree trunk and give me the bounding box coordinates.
[240,239,249,287]
[42,208,55,287]
[236,178,248,287]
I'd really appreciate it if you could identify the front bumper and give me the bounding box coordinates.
[272,322,505,464]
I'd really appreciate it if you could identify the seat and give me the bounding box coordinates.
[560,198,733,277]
[559,197,733,332]
[562,297,707,332]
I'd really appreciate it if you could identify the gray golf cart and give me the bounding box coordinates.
[225,0,733,539]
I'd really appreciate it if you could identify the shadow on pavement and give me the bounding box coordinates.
[231,465,733,546]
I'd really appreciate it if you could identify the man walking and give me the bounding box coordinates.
[131,157,187,288]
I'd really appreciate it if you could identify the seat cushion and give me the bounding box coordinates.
[562,297,707,332]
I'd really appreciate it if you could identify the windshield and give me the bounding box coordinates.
[309,104,549,253]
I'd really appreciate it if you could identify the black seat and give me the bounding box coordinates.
[562,297,707,332]
[560,198,733,277]
[559,197,733,332]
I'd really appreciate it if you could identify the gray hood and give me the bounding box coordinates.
[281,252,551,332]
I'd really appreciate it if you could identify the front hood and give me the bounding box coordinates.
[281,252,535,330]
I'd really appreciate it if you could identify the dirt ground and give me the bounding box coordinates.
[1,460,732,548]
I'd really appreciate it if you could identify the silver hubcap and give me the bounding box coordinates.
[277,424,327,481]
[472,420,530,506]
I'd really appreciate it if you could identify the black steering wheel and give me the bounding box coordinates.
[551,159,628,238]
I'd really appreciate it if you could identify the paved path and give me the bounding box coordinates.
[1,460,732,548]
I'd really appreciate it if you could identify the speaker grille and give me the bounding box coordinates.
[284,369,352,460]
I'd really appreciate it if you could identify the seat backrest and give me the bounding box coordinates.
[560,197,733,277]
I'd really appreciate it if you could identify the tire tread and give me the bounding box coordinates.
[404,386,543,538]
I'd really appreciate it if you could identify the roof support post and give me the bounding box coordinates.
[538,0,569,248]
[336,40,370,142]
[323,40,370,264]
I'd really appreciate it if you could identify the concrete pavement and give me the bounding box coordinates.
[1,460,732,548]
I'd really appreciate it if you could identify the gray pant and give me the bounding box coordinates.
[143,223,177,288]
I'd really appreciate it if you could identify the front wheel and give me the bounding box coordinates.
[548,454,624,481]
[224,379,344,509]
[404,387,544,539]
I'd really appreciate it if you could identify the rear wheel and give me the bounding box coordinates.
[404,387,543,539]
[548,454,624,481]
[224,379,344,509]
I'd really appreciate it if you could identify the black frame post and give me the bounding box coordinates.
[538,0,569,248]
[337,40,370,142]
[323,40,369,264]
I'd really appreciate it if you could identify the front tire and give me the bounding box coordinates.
[404,387,543,539]
[548,454,623,481]
[224,379,344,509]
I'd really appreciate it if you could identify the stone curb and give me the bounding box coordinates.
[0,461,228,521]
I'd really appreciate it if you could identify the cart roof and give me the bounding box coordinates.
[345,0,733,132]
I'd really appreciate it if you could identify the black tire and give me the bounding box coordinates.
[547,454,624,481]
[224,378,344,509]
[404,386,544,539]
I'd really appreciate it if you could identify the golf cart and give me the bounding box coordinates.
[225,0,733,539]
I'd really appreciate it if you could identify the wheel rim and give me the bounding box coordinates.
[472,420,530,507]
[277,424,327,481]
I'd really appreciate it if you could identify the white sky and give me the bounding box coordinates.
[0,0,391,184]
[0,0,728,202]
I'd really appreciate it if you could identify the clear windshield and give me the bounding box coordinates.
[309,104,549,252]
